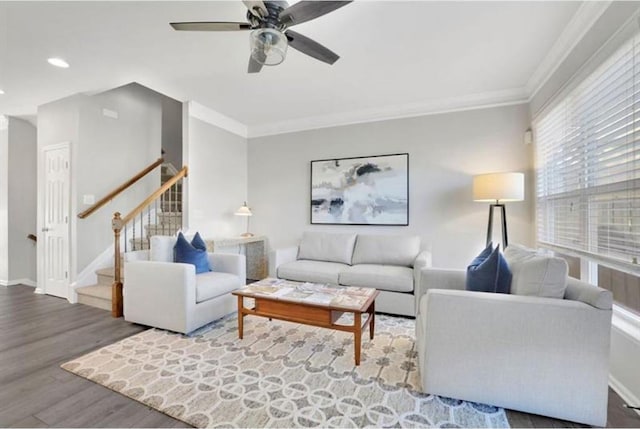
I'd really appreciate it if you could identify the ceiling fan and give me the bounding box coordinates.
[170,1,352,73]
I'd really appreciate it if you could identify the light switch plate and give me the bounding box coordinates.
[83,194,96,205]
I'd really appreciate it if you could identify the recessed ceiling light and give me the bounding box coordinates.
[47,58,70,68]
[0,89,4,95]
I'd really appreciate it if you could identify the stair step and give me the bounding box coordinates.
[129,238,150,251]
[96,267,123,285]
[157,212,182,224]
[76,284,111,311]
[145,224,181,237]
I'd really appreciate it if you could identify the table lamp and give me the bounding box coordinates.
[235,202,253,238]
[473,172,524,248]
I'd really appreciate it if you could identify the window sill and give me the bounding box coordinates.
[612,304,640,343]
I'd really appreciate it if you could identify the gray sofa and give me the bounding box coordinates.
[415,243,613,427]
[270,232,431,316]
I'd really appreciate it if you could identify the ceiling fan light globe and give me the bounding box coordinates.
[250,28,287,66]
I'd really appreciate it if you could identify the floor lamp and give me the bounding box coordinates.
[235,202,254,238]
[473,172,524,249]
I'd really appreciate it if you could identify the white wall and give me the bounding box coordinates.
[7,117,37,284]
[184,104,248,238]
[248,103,534,269]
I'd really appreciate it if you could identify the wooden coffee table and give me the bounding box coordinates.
[232,278,379,365]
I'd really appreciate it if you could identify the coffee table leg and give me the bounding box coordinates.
[354,312,361,366]
[369,301,375,340]
[237,295,244,340]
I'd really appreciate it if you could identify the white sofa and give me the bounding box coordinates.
[123,236,246,334]
[271,232,431,316]
[415,244,613,427]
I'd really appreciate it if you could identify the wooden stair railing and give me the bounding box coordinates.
[110,166,188,317]
[78,157,164,219]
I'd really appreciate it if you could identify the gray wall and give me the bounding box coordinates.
[0,116,37,285]
[0,117,8,282]
[38,84,164,275]
[161,96,183,169]
[185,115,248,238]
[248,103,534,269]
[7,117,37,282]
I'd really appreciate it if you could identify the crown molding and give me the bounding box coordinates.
[525,1,611,100]
[247,88,529,138]
[187,101,248,138]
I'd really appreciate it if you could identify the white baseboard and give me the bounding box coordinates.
[34,287,44,294]
[610,375,640,417]
[0,278,37,287]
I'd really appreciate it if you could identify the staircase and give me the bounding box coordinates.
[76,163,183,311]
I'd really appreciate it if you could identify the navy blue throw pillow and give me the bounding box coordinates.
[174,232,211,274]
[191,231,207,251]
[466,244,512,294]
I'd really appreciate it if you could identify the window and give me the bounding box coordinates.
[535,30,640,274]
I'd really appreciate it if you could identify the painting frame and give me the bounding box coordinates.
[310,153,409,226]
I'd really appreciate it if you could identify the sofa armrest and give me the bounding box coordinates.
[209,252,246,280]
[124,250,149,262]
[415,267,466,315]
[124,261,196,333]
[413,250,432,293]
[269,246,298,277]
[421,289,611,426]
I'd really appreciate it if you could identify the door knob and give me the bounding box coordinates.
[42,227,50,232]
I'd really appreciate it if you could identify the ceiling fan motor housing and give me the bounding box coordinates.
[247,1,288,31]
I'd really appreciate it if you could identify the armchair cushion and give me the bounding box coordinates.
[504,244,568,299]
[174,232,210,274]
[466,244,511,294]
[298,232,357,265]
[339,264,414,292]
[196,272,242,303]
[352,234,420,267]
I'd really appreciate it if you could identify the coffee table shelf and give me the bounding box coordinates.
[232,278,379,365]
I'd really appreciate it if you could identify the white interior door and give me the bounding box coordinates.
[43,144,70,298]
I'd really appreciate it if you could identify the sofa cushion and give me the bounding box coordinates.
[297,232,357,265]
[504,243,568,299]
[150,236,177,263]
[352,234,421,267]
[196,271,242,303]
[466,244,512,294]
[339,264,414,293]
[277,260,348,284]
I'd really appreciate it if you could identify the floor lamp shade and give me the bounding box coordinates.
[473,172,524,203]
[473,172,524,248]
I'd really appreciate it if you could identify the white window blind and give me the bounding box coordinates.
[535,30,640,271]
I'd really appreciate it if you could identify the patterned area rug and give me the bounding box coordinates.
[62,314,510,428]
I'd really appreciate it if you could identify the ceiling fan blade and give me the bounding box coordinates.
[248,53,265,73]
[286,30,339,65]
[170,22,252,31]
[242,0,268,17]
[279,1,352,26]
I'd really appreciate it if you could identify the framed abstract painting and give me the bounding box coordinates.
[310,153,409,225]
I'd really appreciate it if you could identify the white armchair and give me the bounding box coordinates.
[124,251,246,334]
[415,266,612,427]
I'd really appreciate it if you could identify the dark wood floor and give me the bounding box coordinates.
[1,285,639,428]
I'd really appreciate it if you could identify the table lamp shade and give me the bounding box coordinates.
[473,172,524,203]
[235,202,252,216]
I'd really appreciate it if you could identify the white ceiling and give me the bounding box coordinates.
[0,1,597,135]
